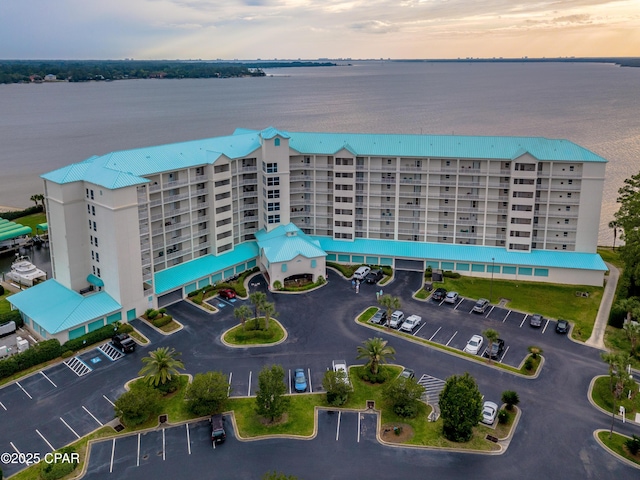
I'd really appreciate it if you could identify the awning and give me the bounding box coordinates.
[36,223,48,232]
[87,274,104,287]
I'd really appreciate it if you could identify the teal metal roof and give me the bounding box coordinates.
[8,280,121,334]
[154,242,259,294]
[255,224,326,263]
[42,127,605,191]
[314,237,607,272]
[0,225,32,242]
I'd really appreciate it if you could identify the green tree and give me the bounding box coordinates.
[262,301,277,331]
[601,352,634,438]
[483,328,499,364]
[609,220,619,251]
[501,390,520,411]
[35,193,45,213]
[615,172,640,291]
[249,291,267,328]
[356,337,395,375]
[322,369,351,406]
[139,347,185,387]
[185,371,230,416]
[624,322,640,357]
[114,382,162,426]
[30,194,39,208]
[255,364,289,422]
[438,373,483,442]
[383,376,425,418]
[378,294,401,323]
[262,472,298,480]
[233,304,253,331]
[528,345,543,359]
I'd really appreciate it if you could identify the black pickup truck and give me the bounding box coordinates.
[112,333,136,353]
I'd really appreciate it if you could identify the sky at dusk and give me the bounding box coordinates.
[2,0,639,60]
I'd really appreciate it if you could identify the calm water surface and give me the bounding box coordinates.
[1,61,639,248]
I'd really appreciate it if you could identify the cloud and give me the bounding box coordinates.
[350,20,397,34]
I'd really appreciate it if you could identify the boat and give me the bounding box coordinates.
[5,254,47,286]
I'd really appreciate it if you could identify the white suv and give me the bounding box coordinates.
[353,266,371,280]
[332,360,350,385]
[400,315,422,333]
[389,310,405,329]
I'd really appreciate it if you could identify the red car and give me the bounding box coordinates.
[219,289,236,299]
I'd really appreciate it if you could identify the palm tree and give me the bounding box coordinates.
[527,345,543,359]
[30,194,39,208]
[249,291,267,329]
[378,294,401,325]
[601,352,633,438]
[36,194,46,213]
[139,347,185,387]
[608,220,619,251]
[262,301,277,331]
[483,328,499,364]
[356,337,395,375]
[623,322,640,356]
[234,304,252,331]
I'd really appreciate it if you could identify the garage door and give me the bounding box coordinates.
[158,288,183,307]
[395,259,425,272]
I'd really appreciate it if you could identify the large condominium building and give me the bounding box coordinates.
[9,127,607,342]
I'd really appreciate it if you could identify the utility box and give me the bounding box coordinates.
[0,346,7,357]
[17,338,29,353]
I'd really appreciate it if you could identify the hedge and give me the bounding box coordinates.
[0,310,23,328]
[61,323,133,354]
[0,339,61,380]
[0,205,43,221]
[39,446,78,480]
[152,315,173,328]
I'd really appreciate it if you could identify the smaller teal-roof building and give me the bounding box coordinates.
[8,280,122,343]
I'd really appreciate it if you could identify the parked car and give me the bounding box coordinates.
[400,314,422,333]
[112,333,136,353]
[472,298,490,313]
[485,338,505,360]
[530,313,544,328]
[481,401,499,425]
[389,310,405,329]
[399,368,415,380]
[431,287,447,301]
[219,288,236,299]
[210,414,226,444]
[556,319,570,334]
[294,368,307,392]
[370,309,388,325]
[444,291,459,304]
[365,269,384,284]
[353,266,371,280]
[463,334,483,355]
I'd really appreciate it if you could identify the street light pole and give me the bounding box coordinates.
[489,257,495,303]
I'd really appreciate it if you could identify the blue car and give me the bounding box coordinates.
[294,368,307,392]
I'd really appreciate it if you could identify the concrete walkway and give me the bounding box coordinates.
[585,262,619,350]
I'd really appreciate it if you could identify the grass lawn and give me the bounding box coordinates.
[223,318,285,345]
[432,275,602,341]
[597,430,640,466]
[597,247,624,270]
[229,394,319,437]
[0,292,11,315]
[13,212,47,236]
[158,319,181,333]
[10,426,115,480]
[604,326,640,370]
[129,330,149,344]
[591,376,640,416]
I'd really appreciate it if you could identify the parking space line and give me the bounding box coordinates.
[16,382,32,399]
[288,369,292,395]
[502,311,511,323]
[485,306,495,318]
[109,438,115,473]
[308,368,313,393]
[357,413,361,443]
[438,299,445,306]
[83,406,103,426]
[0,401,6,411]
[228,372,233,396]
[446,331,458,346]
[248,371,252,396]
[413,323,427,336]
[137,433,141,467]
[60,417,81,439]
[336,411,341,441]
[162,428,166,461]
[36,429,55,451]
[40,371,57,388]
[520,315,528,328]
[186,424,191,455]
[500,346,510,363]
[468,306,475,314]
[454,299,464,310]
[542,319,550,334]
[103,394,115,407]
[10,441,21,454]
[429,326,441,341]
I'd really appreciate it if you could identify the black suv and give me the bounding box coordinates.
[529,313,544,328]
[112,333,136,353]
[210,414,226,444]
[365,269,384,284]
[370,310,388,325]
[431,287,447,301]
[485,339,505,360]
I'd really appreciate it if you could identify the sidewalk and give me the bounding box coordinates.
[585,262,619,350]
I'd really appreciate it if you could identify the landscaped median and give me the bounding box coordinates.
[221,318,287,347]
[594,430,640,469]
[357,307,544,377]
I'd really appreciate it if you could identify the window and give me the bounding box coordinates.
[94,237,98,247]
[86,188,89,198]
[563,232,568,237]
[96,252,100,262]
[93,221,97,232]
[265,163,278,173]
[91,251,94,260]
[446,160,451,166]
[568,179,573,185]
[564,219,569,224]
[274,138,280,146]
[565,206,571,211]
[444,199,449,204]
[562,245,567,250]
[267,189,280,199]
[267,202,280,212]
[569,165,574,171]
[267,177,280,186]
[90,189,94,200]
[96,268,101,277]
[91,205,95,216]
[87,205,91,214]
[567,193,572,198]
[268,214,280,224]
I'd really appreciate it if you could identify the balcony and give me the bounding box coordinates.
[162,178,190,190]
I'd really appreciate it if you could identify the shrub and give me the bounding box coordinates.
[39,446,78,480]
[501,390,520,410]
[147,309,159,320]
[523,357,534,371]
[60,350,74,359]
[443,271,461,279]
[498,409,509,425]
[0,285,4,295]
[0,205,42,221]
[154,375,182,395]
[114,382,162,427]
[152,315,172,328]
[358,368,390,384]
[0,310,22,328]
[625,434,640,455]
[608,303,627,328]
[273,280,282,290]
[61,323,131,354]
[144,308,154,316]
[0,339,61,380]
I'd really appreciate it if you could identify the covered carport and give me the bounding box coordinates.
[395,258,425,272]
[158,288,183,307]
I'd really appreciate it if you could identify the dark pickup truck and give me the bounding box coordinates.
[112,333,136,353]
